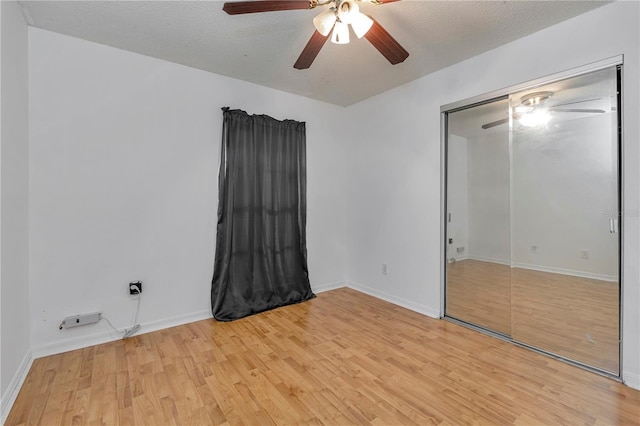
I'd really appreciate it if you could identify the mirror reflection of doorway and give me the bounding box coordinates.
[444,65,620,376]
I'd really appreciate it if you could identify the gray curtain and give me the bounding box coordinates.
[211,108,315,321]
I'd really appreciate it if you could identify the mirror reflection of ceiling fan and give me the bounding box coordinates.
[481,91,606,130]
[222,0,409,69]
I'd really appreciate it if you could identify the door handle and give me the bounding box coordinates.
[609,218,618,233]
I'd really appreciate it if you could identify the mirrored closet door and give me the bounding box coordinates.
[444,65,621,376]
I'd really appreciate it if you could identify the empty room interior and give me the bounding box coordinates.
[1,0,640,424]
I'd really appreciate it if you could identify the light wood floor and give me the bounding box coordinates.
[7,288,639,425]
[446,259,512,335]
[447,259,619,374]
[511,267,619,374]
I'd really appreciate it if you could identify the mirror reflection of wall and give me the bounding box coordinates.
[446,134,468,262]
[511,68,618,280]
[467,125,510,265]
[447,99,510,264]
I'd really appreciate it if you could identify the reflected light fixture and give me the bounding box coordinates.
[313,0,374,44]
[517,91,553,127]
[518,108,552,127]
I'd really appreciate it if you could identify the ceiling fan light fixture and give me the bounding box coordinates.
[222,0,409,69]
[350,12,373,38]
[313,8,337,36]
[337,0,358,24]
[331,20,350,44]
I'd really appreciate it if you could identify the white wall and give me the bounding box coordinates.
[467,131,510,264]
[445,134,468,261]
[512,112,618,279]
[0,0,31,419]
[345,1,640,388]
[28,28,348,357]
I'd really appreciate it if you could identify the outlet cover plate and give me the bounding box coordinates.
[129,282,142,295]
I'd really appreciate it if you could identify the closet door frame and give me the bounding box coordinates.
[439,55,624,379]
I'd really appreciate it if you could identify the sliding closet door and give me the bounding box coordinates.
[445,98,512,336]
[509,67,620,374]
[444,64,621,376]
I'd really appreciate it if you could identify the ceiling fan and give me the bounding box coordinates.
[481,91,606,130]
[222,0,409,69]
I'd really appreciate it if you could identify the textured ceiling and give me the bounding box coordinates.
[18,0,610,106]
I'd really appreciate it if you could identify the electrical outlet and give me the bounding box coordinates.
[382,263,388,275]
[581,250,590,259]
[531,245,538,253]
[129,281,142,295]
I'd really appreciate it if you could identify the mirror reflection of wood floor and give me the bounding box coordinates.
[447,259,619,373]
[446,259,512,335]
[7,288,637,425]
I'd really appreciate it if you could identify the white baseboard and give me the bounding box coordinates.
[346,280,440,319]
[31,279,351,359]
[1,349,34,424]
[449,255,469,262]
[32,309,212,359]
[312,281,346,293]
[30,280,350,359]
[136,309,212,336]
[468,255,511,266]
[623,370,640,390]
[466,258,617,281]
[511,262,617,282]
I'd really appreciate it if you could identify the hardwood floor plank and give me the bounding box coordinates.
[6,288,639,425]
